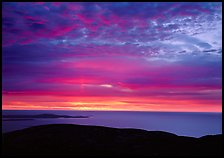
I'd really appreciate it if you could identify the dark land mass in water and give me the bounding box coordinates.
[2,124,222,156]
[2,114,89,119]
[2,118,35,121]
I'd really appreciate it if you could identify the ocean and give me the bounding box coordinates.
[2,110,222,137]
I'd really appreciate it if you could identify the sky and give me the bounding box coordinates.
[2,2,222,112]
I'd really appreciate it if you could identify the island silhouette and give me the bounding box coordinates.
[2,114,89,120]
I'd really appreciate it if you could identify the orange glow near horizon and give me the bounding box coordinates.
[2,94,221,112]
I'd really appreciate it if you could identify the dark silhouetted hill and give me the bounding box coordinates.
[2,124,222,156]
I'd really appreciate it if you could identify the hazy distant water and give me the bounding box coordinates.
[2,110,222,137]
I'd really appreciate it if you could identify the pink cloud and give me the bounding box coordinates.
[76,14,94,24]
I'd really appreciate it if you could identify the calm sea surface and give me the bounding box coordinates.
[2,110,222,137]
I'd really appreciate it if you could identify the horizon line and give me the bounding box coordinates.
[2,109,222,113]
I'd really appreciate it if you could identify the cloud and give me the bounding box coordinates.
[2,2,222,111]
[3,3,222,53]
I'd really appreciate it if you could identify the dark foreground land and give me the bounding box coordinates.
[2,124,222,156]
